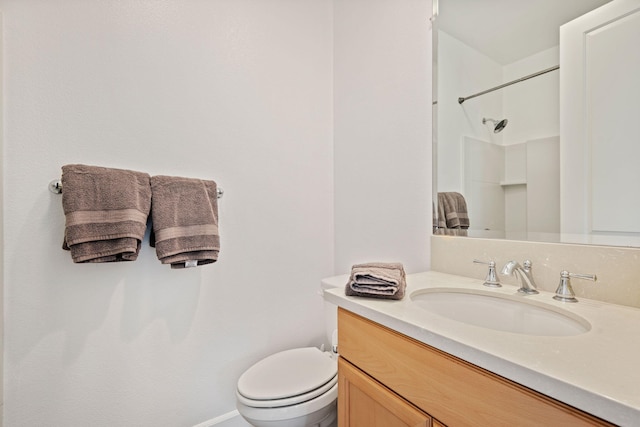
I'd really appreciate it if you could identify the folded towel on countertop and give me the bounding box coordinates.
[345,262,406,300]
[150,175,220,268]
[61,164,151,263]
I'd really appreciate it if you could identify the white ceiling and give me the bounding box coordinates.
[437,0,613,65]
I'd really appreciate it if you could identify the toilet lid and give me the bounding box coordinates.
[237,347,337,401]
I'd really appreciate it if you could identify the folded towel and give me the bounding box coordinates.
[437,192,469,230]
[150,175,220,268]
[61,164,151,263]
[345,262,406,300]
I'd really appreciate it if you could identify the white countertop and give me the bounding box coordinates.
[322,271,640,426]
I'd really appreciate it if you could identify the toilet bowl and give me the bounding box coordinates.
[236,347,338,427]
[236,280,340,427]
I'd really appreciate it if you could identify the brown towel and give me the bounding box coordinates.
[437,192,469,230]
[345,262,406,300]
[61,164,151,263]
[434,228,469,236]
[150,175,220,268]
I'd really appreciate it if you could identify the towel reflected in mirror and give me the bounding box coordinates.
[434,192,469,236]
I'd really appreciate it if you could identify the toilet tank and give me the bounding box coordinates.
[320,274,349,352]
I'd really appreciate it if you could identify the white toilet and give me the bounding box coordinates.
[236,282,339,427]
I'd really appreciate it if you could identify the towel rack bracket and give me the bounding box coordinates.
[49,179,63,194]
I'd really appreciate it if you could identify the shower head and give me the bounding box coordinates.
[482,117,508,133]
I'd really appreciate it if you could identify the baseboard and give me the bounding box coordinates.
[192,409,242,427]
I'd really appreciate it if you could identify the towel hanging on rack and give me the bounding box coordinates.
[60,164,151,263]
[435,192,469,236]
[52,167,223,266]
[149,175,220,268]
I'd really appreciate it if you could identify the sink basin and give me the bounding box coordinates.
[410,288,590,336]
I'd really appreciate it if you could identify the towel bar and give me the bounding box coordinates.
[49,179,224,199]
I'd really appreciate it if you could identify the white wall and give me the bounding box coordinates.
[503,47,559,144]
[1,0,433,425]
[0,12,4,426]
[333,0,432,274]
[437,30,503,193]
[1,1,334,426]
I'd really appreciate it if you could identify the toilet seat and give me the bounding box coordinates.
[237,347,337,408]
[237,374,337,408]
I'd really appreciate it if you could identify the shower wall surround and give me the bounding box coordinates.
[432,235,640,308]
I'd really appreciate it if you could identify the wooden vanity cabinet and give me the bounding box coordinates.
[337,308,614,427]
[338,357,431,427]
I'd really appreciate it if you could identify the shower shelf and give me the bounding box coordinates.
[500,180,527,187]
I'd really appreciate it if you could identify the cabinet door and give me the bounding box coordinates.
[339,308,614,427]
[338,357,431,427]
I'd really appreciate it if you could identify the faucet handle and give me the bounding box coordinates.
[473,259,502,288]
[553,270,597,303]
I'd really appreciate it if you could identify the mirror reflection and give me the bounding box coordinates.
[434,0,640,247]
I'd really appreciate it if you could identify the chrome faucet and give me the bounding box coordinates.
[553,270,597,302]
[473,259,501,288]
[501,260,539,295]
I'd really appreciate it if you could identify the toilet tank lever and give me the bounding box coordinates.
[473,259,501,288]
[331,329,338,356]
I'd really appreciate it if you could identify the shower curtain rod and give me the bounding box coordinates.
[458,65,559,104]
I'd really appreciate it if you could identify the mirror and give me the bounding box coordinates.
[433,0,640,247]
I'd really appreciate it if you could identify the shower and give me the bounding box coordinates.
[482,117,508,133]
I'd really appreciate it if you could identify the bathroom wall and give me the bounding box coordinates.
[502,46,559,144]
[1,1,334,426]
[1,0,433,426]
[333,0,432,274]
[0,13,4,426]
[436,30,503,193]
